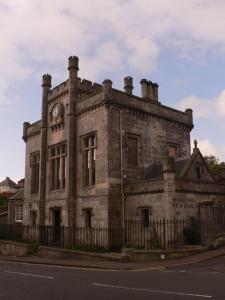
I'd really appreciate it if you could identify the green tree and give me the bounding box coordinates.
[0,194,8,207]
[204,155,225,173]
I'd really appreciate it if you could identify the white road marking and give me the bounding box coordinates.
[92,282,212,298]
[160,270,189,273]
[5,270,54,279]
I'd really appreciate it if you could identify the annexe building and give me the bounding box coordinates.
[22,56,225,229]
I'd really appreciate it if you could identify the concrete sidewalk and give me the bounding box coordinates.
[0,246,225,270]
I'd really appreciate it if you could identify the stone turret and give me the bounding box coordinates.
[185,108,193,125]
[41,74,52,127]
[22,122,30,142]
[67,55,79,227]
[39,73,52,225]
[68,56,79,115]
[102,79,113,100]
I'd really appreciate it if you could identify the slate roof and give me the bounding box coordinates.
[144,158,190,180]
[9,189,24,201]
[0,177,18,188]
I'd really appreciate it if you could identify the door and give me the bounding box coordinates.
[53,208,61,244]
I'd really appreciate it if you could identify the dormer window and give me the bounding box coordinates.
[196,165,202,179]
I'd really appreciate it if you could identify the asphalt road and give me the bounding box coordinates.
[0,258,225,300]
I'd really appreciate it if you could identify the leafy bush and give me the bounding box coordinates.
[183,218,201,245]
[72,244,108,253]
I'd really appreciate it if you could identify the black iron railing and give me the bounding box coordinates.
[0,218,224,251]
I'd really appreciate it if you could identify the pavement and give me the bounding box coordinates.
[0,246,225,270]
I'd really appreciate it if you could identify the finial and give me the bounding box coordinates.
[194,140,198,149]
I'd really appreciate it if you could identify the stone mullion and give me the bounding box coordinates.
[88,138,93,185]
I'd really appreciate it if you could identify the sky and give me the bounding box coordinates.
[0,0,225,182]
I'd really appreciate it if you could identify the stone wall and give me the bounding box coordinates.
[124,180,165,219]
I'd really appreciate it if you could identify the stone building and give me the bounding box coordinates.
[0,177,19,194]
[8,189,24,224]
[22,56,225,228]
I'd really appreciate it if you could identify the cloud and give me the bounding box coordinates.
[176,90,225,119]
[192,139,225,161]
[0,0,225,93]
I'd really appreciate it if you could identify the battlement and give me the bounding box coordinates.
[48,77,102,101]
[49,80,69,98]
[40,56,193,129]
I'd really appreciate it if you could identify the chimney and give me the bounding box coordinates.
[152,83,159,101]
[124,76,133,95]
[148,81,154,100]
[140,79,148,99]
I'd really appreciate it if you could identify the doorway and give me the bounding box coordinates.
[52,208,61,244]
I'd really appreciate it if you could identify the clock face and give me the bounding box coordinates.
[52,104,60,119]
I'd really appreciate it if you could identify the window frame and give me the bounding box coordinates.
[30,151,40,194]
[126,133,140,166]
[82,208,93,228]
[196,164,203,179]
[15,204,23,223]
[81,132,97,187]
[49,142,67,191]
[137,206,152,228]
[168,143,179,158]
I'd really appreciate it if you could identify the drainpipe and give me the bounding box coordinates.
[119,110,125,247]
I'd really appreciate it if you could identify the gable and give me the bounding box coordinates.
[180,151,214,182]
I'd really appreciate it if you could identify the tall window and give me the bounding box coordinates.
[30,211,37,226]
[127,136,138,165]
[31,152,40,194]
[168,145,177,158]
[83,134,96,186]
[83,208,92,228]
[50,143,66,190]
[141,209,149,228]
[15,204,23,223]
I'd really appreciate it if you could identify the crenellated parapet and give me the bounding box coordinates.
[42,74,52,87]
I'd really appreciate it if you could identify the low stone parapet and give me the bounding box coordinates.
[0,240,37,256]
[121,247,208,262]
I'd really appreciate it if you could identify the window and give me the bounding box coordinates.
[168,145,177,158]
[141,209,149,228]
[196,165,202,179]
[127,136,138,165]
[137,207,151,227]
[50,143,66,190]
[30,211,37,226]
[83,134,96,186]
[83,209,92,228]
[15,204,23,223]
[31,152,40,194]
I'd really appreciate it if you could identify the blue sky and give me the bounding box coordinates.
[0,0,225,182]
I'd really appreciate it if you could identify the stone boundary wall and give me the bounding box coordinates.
[121,247,208,262]
[0,240,37,256]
